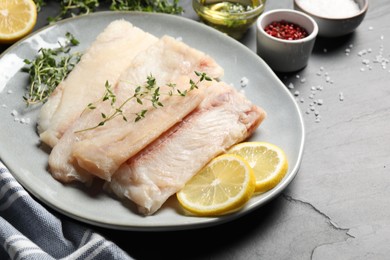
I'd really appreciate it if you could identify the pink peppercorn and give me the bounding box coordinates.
[264,20,308,40]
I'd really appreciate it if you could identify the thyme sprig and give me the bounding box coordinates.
[33,0,184,24]
[47,0,100,24]
[23,32,81,106]
[75,71,212,133]
[109,0,183,14]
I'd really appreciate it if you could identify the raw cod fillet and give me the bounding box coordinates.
[105,82,266,215]
[48,35,224,183]
[38,20,158,148]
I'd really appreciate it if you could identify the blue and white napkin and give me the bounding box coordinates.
[0,161,133,260]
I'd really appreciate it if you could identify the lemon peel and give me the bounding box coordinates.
[227,141,288,193]
[177,154,256,216]
[0,0,37,44]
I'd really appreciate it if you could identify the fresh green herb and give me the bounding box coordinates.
[109,0,183,14]
[48,0,100,24]
[23,32,81,106]
[33,0,46,12]
[33,0,184,23]
[76,71,211,133]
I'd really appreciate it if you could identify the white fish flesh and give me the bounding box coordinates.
[48,35,224,183]
[106,82,266,215]
[38,20,158,148]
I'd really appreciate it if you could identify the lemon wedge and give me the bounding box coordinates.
[0,0,37,44]
[177,154,256,216]
[227,142,288,193]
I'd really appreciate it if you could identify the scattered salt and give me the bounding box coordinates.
[294,91,300,96]
[296,0,360,18]
[7,90,13,94]
[20,118,31,125]
[288,82,294,89]
[339,92,344,101]
[240,77,249,87]
[11,109,18,116]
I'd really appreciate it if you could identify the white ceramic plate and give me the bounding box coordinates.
[0,12,304,231]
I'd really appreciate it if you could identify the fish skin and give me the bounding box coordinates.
[48,35,224,184]
[106,82,266,215]
[38,20,159,148]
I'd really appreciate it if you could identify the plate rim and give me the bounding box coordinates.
[0,11,305,231]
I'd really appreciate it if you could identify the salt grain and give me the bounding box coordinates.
[11,109,18,116]
[288,82,294,89]
[339,92,344,101]
[7,90,13,94]
[240,77,249,87]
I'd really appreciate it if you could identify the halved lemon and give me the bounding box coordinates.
[0,0,37,44]
[177,154,256,216]
[227,142,288,193]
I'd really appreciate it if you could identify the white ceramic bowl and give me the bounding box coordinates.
[256,9,318,73]
[293,0,368,37]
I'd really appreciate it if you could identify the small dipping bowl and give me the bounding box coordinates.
[256,9,318,73]
[293,0,368,37]
[193,0,266,39]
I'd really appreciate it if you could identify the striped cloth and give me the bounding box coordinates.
[0,161,133,260]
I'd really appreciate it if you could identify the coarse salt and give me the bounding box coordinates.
[296,0,360,18]
[240,77,249,87]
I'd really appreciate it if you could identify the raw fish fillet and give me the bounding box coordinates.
[48,36,224,183]
[106,82,266,215]
[38,20,158,148]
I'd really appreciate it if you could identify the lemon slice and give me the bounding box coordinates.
[177,154,256,216]
[0,0,37,44]
[227,142,288,193]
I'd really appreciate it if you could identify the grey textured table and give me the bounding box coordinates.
[1,1,389,259]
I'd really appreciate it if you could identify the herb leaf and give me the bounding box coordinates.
[23,33,82,106]
[33,0,184,23]
[75,71,210,133]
